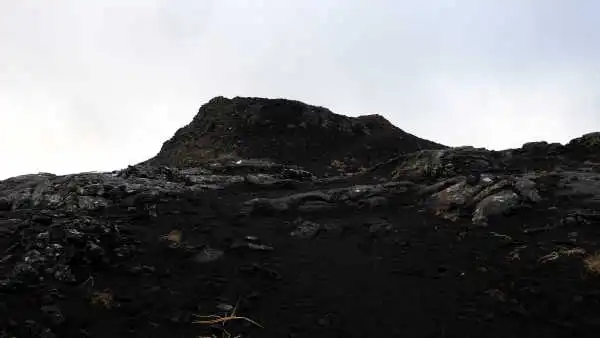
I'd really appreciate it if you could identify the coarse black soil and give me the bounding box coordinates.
[2,173,600,338]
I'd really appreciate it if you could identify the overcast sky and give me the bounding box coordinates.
[1,0,600,179]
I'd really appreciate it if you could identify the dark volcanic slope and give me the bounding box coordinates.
[144,96,445,175]
[2,98,600,338]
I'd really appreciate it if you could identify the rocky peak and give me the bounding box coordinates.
[144,96,446,175]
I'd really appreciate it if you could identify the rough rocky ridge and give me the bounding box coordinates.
[143,96,445,176]
[2,96,600,337]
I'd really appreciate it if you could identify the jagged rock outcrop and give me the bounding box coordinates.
[422,174,541,225]
[391,147,500,179]
[3,96,600,338]
[0,159,317,215]
[565,132,600,161]
[143,96,445,175]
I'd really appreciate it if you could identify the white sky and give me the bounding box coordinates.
[2,0,600,179]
